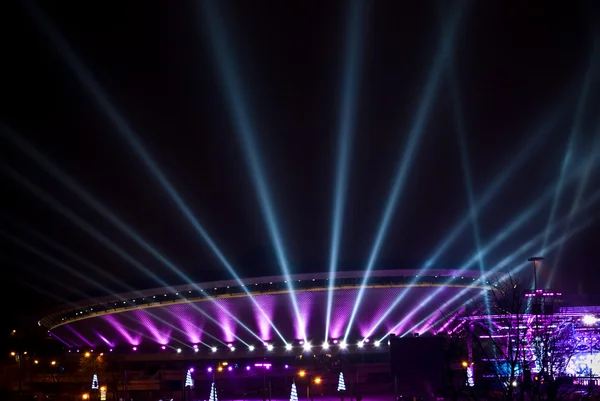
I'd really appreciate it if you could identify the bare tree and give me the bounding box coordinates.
[441,273,580,401]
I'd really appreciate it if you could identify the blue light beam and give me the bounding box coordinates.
[541,47,599,265]
[344,6,465,341]
[380,158,597,338]
[200,1,304,339]
[362,116,558,339]
[21,4,287,343]
[452,69,491,317]
[325,0,367,341]
[2,166,254,345]
[409,188,600,336]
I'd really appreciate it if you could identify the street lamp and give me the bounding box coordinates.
[528,256,544,291]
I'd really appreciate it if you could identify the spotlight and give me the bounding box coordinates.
[176,349,182,354]
[357,341,364,348]
[374,341,381,347]
[285,343,293,351]
[583,315,598,325]
[230,347,236,352]
[228,366,233,372]
[193,344,198,349]
[84,352,90,358]
[161,346,166,350]
[285,364,289,369]
[303,342,312,352]
[322,342,329,349]
[314,377,322,385]
[211,347,217,353]
[266,344,274,351]
[298,370,306,377]
[227,343,233,348]
[132,347,137,351]
[194,348,199,353]
[339,341,347,349]
[217,366,223,372]
[249,345,255,351]
[207,367,213,372]
[10,352,16,357]
[333,339,339,344]
[50,361,56,366]
[34,360,39,364]
[246,366,251,371]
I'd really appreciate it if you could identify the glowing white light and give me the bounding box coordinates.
[339,341,347,349]
[357,341,364,348]
[266,344,274,351]
[303,342,312,352]
[248,345,255,351]
[374,341,381,347]
[230,347,236,352]
[211,347,217,353]
[285,343,293,351]
[512,381,517,387]
[322,342,329,349]
[177,348,182,354]
[583,315,598,325]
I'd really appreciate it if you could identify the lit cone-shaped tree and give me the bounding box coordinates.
[185,369,194,387]
[290,381,298,401]
[337,372,346,391]
[209,382,218,401]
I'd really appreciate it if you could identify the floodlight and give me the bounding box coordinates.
[285,343,293,351]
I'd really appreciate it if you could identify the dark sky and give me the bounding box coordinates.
[1,0,600,328]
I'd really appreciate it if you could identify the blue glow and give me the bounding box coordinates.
[3,166,250,346]
[325,0,367,341]
[542,50,598,285]
[344,7,463,342]
[413,191,600,337]
[363,118,556,339]
[452,72,491,317]
[387,165,596,337]
[201,2,304,339]
[23,6,285,344]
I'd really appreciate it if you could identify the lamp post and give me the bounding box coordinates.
[527,256,544,291]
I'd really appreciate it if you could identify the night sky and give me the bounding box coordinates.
[1,0,600,329]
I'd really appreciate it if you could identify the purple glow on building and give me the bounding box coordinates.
[65,325,94,347]
[330,290,356,339]
[214,300,237,343]
[227,366,233,372]
[293,292,314,340]
[135,310,171,345]
[49,331,72,347]
[207,367,213,372]
[104,315,142,345]
[253,295,276,341]
[174,305,204,344]
[96,333,114,347]
[48,284,482,347]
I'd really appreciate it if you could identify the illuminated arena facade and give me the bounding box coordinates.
[41,269,486,354]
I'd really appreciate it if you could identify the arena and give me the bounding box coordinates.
[40,269,486,354]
